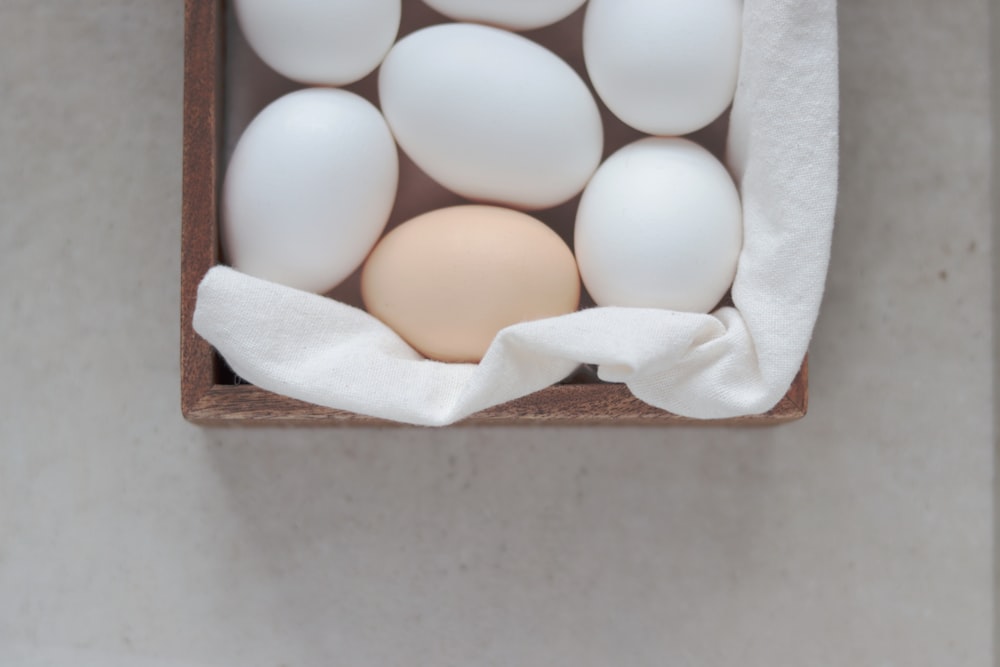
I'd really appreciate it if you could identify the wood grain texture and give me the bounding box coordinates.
[181,0,223,416]
[180,0,809,427]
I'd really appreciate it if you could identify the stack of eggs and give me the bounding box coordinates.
[223,0,743,364]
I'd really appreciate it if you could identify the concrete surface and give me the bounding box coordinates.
[0,1,994,666]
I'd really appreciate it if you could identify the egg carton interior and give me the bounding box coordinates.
[217,1,733,389]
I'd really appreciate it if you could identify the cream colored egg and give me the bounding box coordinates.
[361,206,580,363]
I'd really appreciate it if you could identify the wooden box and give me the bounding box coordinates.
[180,0,808,426]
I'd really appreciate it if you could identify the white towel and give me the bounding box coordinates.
[193,0,839,426]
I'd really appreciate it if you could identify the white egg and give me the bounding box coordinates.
[575,138,742,312]
[421,0,587,30]
[583,0,742,136]
[233,0,401,86]
[222,89,398,294]
[379,23,603,210]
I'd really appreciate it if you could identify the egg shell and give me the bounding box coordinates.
[233,0,401,86]
[583,0,742,136]
[378,23,603,210]
[222,88,398,294]
[421,0,587,30]
[574,138,743,312]
[361,206,581,363]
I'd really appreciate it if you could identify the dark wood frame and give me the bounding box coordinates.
[180,0,808,426]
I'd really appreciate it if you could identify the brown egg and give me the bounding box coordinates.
[361,205,580,363]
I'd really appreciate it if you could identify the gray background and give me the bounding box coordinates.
[1,1,994,665]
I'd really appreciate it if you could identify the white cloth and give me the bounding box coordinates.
[193,0,839,426]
